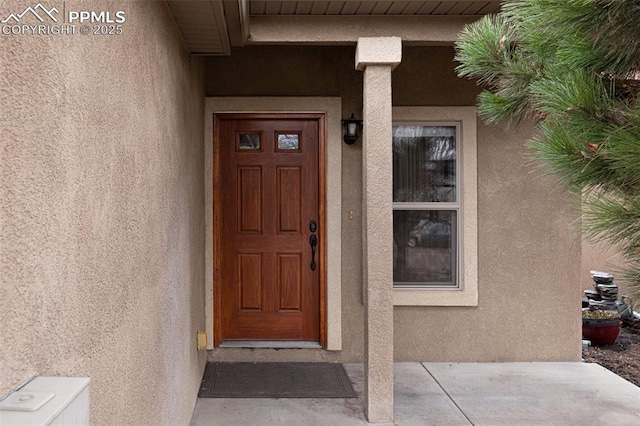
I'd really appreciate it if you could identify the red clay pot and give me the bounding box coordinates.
[582,318,620,345]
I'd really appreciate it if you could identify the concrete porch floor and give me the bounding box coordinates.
[190,362,640,425]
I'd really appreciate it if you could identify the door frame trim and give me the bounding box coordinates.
[205,97,342,351]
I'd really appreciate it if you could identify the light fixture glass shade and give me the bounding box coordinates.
[342,113,362,145]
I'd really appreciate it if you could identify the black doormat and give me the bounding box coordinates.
[198,362,357,398]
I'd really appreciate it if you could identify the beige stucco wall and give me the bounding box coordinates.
[206,45,582,362]
[395,121,581,361]
[0,1,206,425]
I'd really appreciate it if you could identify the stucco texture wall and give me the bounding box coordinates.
[0,1,206,424]
[206,45,581,362]
[394,121,581,361]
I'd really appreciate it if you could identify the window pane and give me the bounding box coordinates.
[393,210,457,286]
[239,134,260,150]
[277,134,299,150]
[392,126,456,202]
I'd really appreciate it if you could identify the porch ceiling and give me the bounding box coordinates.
[166,1,501,55]
[249,1,501,16]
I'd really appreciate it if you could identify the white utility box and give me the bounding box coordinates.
[0,377,90,425]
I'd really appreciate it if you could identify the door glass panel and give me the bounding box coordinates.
[393,210,457,286]
[239,134,260,150]
[277,134,299,151]
[392,126,456,202]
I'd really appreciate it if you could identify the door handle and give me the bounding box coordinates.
[309,234,317,271]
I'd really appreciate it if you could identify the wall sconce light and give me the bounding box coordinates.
[342,113,362,145]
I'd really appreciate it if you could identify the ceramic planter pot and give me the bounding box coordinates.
[582,318,620,345]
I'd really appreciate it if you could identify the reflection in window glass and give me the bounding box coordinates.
[393,210,457,287]
[239,134,260,150]
[392,126,456,202]
[277,134,299,150]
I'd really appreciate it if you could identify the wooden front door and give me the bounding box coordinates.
[214,113,323,344]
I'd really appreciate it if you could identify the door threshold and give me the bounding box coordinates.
[219,340,322,349]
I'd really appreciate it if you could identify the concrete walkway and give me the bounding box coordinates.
[190,362,640,425]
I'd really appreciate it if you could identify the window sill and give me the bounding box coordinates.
[393,287,478,306]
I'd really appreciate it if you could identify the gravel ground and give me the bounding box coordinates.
[583,320,640,388]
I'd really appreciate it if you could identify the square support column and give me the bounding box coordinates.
[355,37,401,423]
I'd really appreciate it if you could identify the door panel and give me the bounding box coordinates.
[238,167,262,234]
[216,114,320,342]
[278,253,302,311]
[277,167,301,234]
[239,253,262,311]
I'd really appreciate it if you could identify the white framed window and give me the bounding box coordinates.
[392,107,478,306]
[393,124,460,288]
